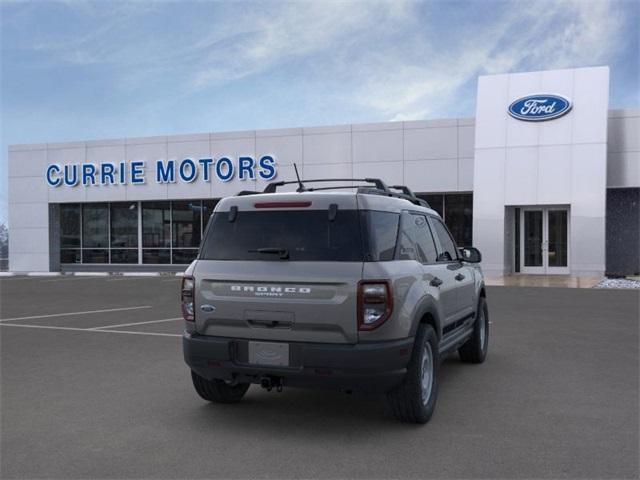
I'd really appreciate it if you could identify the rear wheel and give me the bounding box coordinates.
[458,297,489,363]
[386,324,439,424]
[191,371,250,404]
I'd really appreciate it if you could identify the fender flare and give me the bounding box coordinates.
[409,296,443,340]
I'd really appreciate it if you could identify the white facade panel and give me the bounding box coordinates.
[572,67,610,144]
[404,159,457,192]
[9,253,51,273]
[457,125,475,159]
[302,162,352,180]
[607,115,640,153]
[472,148,505,220]
[9,202,49,229]
[537,145,572,204]
[352,129,403,163]
[255,135,301,166]
[303,132,351,165]
[607,152,640,188]
[570,216,606,275]
[9,176,48,204]
[475,74,509,149]
[49,183,87,203]
[571,143,607,217]
[7,227,50,253]
[504,147,538,205]
[352,161,404,186]
[8,148,47,178]
[539,69,574,146]
[404,126,458,160]
[457,157,474,191]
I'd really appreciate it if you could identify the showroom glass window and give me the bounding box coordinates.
[60,204,81,263]
[59,198,221,266]
[82,203,109,263]
[111,203,138,264]
[142,201,171,264]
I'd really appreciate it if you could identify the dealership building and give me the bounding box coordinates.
[7,66,640,276]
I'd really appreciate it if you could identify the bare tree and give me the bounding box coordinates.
[0,222,8,270]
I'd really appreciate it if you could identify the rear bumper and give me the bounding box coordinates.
[183,332,414,393]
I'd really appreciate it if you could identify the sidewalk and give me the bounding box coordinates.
[484,275,602,288]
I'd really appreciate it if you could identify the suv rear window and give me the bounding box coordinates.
[200,210,363,261]
[200,209,401,262]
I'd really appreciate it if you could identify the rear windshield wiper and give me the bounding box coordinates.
[248,247,290,260]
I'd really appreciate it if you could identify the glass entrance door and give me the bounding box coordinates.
[519,207,569,274]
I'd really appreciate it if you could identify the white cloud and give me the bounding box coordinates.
[189,1,415,90]
[350,0,626,121]
[7,0,630,121]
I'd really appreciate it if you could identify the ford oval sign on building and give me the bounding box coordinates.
[508,94,572,121]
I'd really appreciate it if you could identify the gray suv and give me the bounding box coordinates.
[182,178,488,423]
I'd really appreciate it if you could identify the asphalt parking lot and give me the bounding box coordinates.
[0,276,638,479]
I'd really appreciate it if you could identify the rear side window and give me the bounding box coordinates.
[361,211,399,261]
[397,213,438,263]
[429,217,459,262]
[200,210,363,261]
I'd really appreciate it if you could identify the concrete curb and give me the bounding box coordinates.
[1,271,185,277]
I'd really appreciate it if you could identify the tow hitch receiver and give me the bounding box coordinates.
[259,376,284,392]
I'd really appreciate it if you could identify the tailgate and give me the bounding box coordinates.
[194,260,362,344]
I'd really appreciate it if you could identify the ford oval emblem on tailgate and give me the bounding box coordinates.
[200,304,216,312]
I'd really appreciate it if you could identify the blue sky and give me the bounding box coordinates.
[1,0,638,225]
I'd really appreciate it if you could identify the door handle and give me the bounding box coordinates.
[430,277,443,287]
[455,273,466,281]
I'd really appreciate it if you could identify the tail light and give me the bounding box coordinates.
[181,276,195,321]
[357,280,393,331]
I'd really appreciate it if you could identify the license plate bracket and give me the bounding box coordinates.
[248,341,290,367]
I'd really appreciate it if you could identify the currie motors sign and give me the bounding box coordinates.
[508,94,572,121]
[45,155,277,187]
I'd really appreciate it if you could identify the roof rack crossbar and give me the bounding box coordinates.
[263,178,389,193]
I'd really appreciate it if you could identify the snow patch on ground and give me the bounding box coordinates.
[594,278,640,289]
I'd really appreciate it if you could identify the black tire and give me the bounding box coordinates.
[191,371,250,404]
[386,324,439,424]
[459,296,489,364]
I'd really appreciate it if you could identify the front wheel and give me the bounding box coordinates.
[191,371,250,404]
[458,297,489,363]
[386,324,439,424]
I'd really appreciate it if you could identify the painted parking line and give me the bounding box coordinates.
[41,276,110,283]
[106,277,165,282]
[90,317,182,330]
[0,276,44,282]
[0,306,152,323]
[0,323,180,338]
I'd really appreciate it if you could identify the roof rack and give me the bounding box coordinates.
[263,178,388,193]
[258,177,431,208]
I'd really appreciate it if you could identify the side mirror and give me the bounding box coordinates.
[459,247,482,263]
